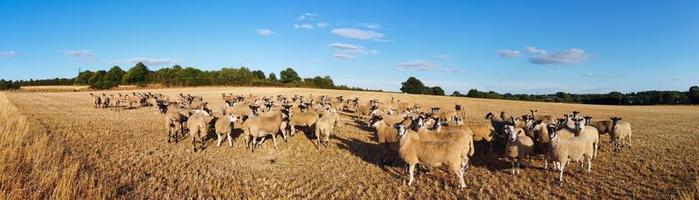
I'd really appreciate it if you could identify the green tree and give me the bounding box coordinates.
[268,72,278,82]
[689,86,699,104]
[400,77,427,94]
[88,70,106,85]
[218,67,254,85]
[430,86,445,95]
[252,70,266,81]
[122,62,150,86]
[75,70,94,85]
[280,67,301,83]
[467,89,482,98]
[104,66,126,83]
[452,91,462,96]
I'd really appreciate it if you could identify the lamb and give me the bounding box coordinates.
[314,108,339,147]
[214,113,238,147]
[187,110,214,152]
[546,124,595,184]
[396,124,474,188]
[584,116,614,135]
[504,125,534,175]
[610,117,632,151]
[241,109,289,151]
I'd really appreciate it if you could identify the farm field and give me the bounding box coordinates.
[1,86,698,199]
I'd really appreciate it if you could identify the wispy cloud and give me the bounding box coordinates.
[328,43,378,59]
[497,49,520,58]
[294,23,314,29]
[331,28,385,41]
[296,12,318,21]
[524,46,547,54]
[316,22,329,28]
[128,57,173,66]
[256,29,273,36]
[361,23,380,29]
[62,49,93,58]
[396,61,439,71]
[0,51,17,58]
[528,48,588,64]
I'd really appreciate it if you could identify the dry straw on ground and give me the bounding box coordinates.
[1,86,697,199]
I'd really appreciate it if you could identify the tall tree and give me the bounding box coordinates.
[104,66,125,83]
[430,86,445,95]
[252,70,266,81]
[268,72,278,82]
[122,62,150,85]
[689,86,699,104]
[400,77,427,94]
[280,67,301,83]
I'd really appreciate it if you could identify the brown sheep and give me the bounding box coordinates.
[242,109,288,151]
[214,113,238,147]
[187,111,214,152]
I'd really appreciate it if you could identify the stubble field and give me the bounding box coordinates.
[1,86,697,199]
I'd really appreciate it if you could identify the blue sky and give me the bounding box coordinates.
[1,0,697,94]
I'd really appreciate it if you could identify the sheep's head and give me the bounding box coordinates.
[584,116,592,125]
[572,111,580,118]
[394,124,407,137]
[228,114,238,123]
[573,118,585,132]
[369,115,383,128]
[454,116,463,126]
[547,124,559,139]
[610,117,622,126]
[484,112,495,120]
[504,125,517,143]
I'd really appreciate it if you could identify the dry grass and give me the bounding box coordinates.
[20,85,90,92]
[1,86,698,199]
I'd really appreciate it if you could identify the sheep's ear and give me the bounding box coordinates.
[618,118,622,121]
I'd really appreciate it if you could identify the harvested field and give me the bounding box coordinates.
[1,86,698,199]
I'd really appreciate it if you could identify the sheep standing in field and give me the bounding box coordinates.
[165,106,188,143]
[370,116,402,165]
[214,113,238,147]
[89,93,102,108]
[546,124,595,184]
[242,109,289,151]
[573,118,600,158]
[396,124,474,188]
[100,93,110,109]
[314,108,339,147]
[289,109,319,136]
[504,125,534,175]
[610,117,632,151]
[187,110,214,152]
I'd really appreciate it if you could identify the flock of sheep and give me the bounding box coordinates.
[88,92,633,187]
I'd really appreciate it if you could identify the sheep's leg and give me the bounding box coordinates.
[587,156,592,173]
[408,164,416,186]
[511,161,516,175]
[216,132,223,147]
[271,133,277,148]
[192,135,197,152]
[453,164,466,188]
[227,132,233,147]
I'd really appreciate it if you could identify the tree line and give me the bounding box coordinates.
[0,62,378,92]
[455,87,699,105]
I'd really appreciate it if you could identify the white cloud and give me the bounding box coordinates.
[529,48,588,64]
[369,67,381,72]
[0,51,17,58]
[63,49,93,58]
[331,28,385,41]
[316,22,329,28]
[294,23,314,29]
[328,43,378,59]
[497,49,520,58]
[296,13,318,21]
[361,23,381,29]
[256,29,273,36]
[128,57,173,66]
[525,46,547,55]
[396,61,439,71]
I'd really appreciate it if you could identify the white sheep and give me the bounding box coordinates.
[546,124,595,184]
[504,125,534,175]
[610,117,632,151]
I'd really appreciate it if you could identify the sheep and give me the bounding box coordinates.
[610,117,632,151]
[572,118,600,158]
[584,116,613,136]
[546,124,595,184]
[89,93,102,108]
[289,109,319,136]
[396,124,474,188]
[369,115,402,165]
[165,106,189,143]
[504,125,534,175]
[241,109,289,151]
[314,108,339,147]
[214,113,238,147]
[100,93,110,109]
[187,111,214,152]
